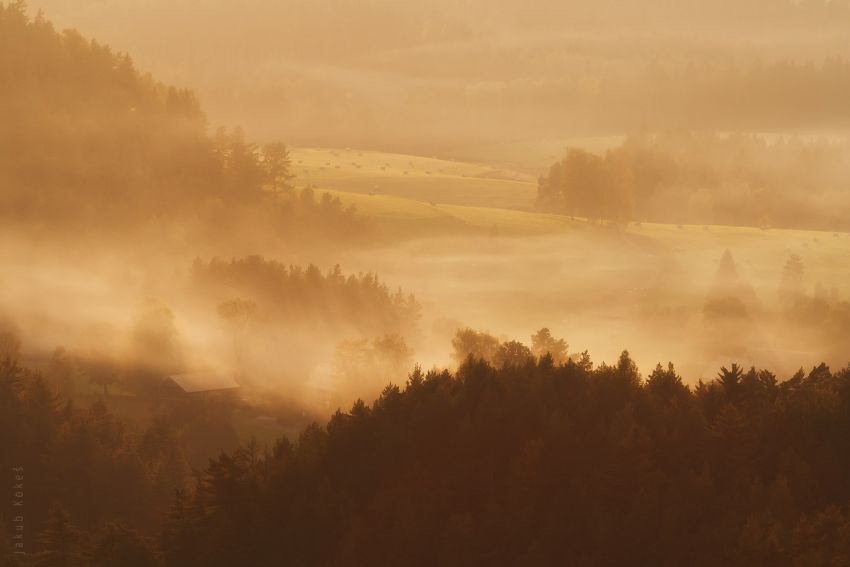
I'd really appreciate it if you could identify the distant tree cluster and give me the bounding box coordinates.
[537,148,635,223]
[192,256,421,338]
[332,333,414,401]
[775,253,850,361]
[188,257,421,395]
[452,327,569,366]
[573,57,850,134]
[693,248,850,366]
[537,132,850,230]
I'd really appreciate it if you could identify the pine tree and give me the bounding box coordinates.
[261,142,294,194]
[34,504,86,567]
[90,523,157,567]
[718,363,744,398]
[715,249,740,287]
[0,517,16,567]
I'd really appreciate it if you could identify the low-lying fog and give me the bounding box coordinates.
[344,230,850,375]
[4,222,848,418]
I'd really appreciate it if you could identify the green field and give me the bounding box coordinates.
[322,188,587,236]
[292,147,537,210]
[297,148,850,299]
[336,188,848,280]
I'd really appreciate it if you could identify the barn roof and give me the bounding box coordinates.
[167,371,240,393]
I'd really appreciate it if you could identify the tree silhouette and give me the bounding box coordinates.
[530,328,568,363]
[536,131,850,230]
[0,330,20,363]
[90,523,158,567]
[144,354,850,565]
[261,142,295,195]
[718,363,744,397]
[494,340,534,367]
[4,330,850,564]
[451,328,500,364]
[34,504,87,567]
[217,298,259,373]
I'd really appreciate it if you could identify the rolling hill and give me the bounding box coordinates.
[292,147,537,210]
[291,152,850,300]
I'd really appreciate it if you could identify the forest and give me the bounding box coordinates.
[4,343,850,566]
[0,1,366,249]
[4,0,850,565]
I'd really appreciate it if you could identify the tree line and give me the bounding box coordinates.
[146,354,850,566]
[191,256,421,338]
[191,256,422,401]
[537,131,850,231]
[557,57,850,134]
[20,256,422,412]
[4,334,850,565]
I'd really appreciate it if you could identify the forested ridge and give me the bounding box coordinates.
[4,343,850,566]
[0,1,208,221]
[0,1,366,244]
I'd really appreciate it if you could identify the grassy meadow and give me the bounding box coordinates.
[295,150,850,301]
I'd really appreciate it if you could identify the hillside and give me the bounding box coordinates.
[288,143,850,299]
[0,3,368,250]
[0,2,210,224]
[320,187,850,302]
